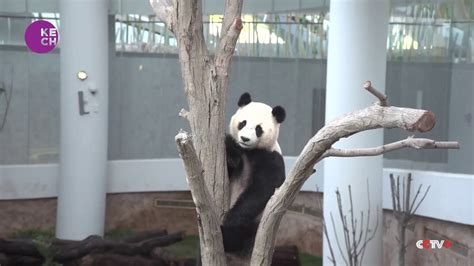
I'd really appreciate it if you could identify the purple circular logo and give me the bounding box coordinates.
[24,20,59,53]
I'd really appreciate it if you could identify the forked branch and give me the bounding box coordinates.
[321,137,459,160]
[390,173,430,266]
[251,82,459,265]
[364,80,388,106]
[328,182,379,266]
[175,131,226,266]
[152,0,244,264]
[149,0,176,32]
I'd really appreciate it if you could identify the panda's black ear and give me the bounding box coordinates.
[272,106,286,123]
[238,93,251,107]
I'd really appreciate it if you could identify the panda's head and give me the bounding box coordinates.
[230,93,286,153]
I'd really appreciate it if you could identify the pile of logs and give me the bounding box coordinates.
[0,229,303,266]
[0,229,185,266]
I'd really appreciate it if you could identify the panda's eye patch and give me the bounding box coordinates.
[238,120,247,130]
[255,125,264,137]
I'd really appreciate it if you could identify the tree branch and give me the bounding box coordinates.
[215,0,244,75]
[175,130,226,266]
[149,0,176,32]
[389,173,431,266]
[321,137,459,159]
[150,1,244,263]
[0,233,183,262]
[363,81,388,106]
[410,185,431,215]
[150,0,232,219]
[250,81,459,265]
[215,0,244,73]
[178,108,190,121]
[215,18,243,74]
[317,192,336,265]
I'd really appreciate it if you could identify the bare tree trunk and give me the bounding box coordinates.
[398,221,406,266]
[174,0,227,219]
[175,131,226,265]
[149,2,459,265]
[322,183,379,266]
[150,1,243,264]
[390,173,431,266]
[150,0,242,219]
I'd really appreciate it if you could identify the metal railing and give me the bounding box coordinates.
[114,17,327,59]
[0,14,473,62]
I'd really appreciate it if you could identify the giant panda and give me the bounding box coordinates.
[221,92,286,256]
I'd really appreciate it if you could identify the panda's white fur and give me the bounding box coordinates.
[222,92,286,255]
[226,152,246,205]
[229,102,282,154]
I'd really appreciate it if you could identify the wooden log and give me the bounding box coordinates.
[271,246,301,266]
[53,229,168,245]
[0,239,41,257]
[81,253,167,266]
[0,232,184,263]
[54,232,184,262]
[0,253,42,266]
[122,229,168,243]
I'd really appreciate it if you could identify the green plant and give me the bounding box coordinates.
[32,235,61,266]
[104,228,136,240]
[8,228,54,239]
[299,252,323,266]
[8,229,60,265]
[164,235,200,259]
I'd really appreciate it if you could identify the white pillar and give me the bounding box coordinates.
[56,0,109,240]
[323,0,389,265]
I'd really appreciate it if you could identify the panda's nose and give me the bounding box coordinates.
[240,136,250,142]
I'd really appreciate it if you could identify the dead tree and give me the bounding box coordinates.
[150,0,242,264]
[150,1,459,265]
[389,173,430,266]
[315,188,336,265]
[316,181,378,266]
[329,182,378,266]
[249,83,458,265]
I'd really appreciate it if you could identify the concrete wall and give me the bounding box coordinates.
[0,191,324,256]
[0,191,472,263]
[382,168,473,226]
[0,47,60,165]
[0,47,473,174]
[383,210,474,266]
[0,48,325,161]
[0,157,324,199]
[1,160,472,226]
[109,53,325,160]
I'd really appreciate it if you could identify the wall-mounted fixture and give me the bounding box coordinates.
[78,91,89,115]
[88,82,98,95]
[77,70,88,81]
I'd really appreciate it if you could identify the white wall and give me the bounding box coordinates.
[0,159,472,226]
[382,168,474,226]
[0,157,323,199]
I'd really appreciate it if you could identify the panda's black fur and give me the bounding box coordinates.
[221,93,286,254]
